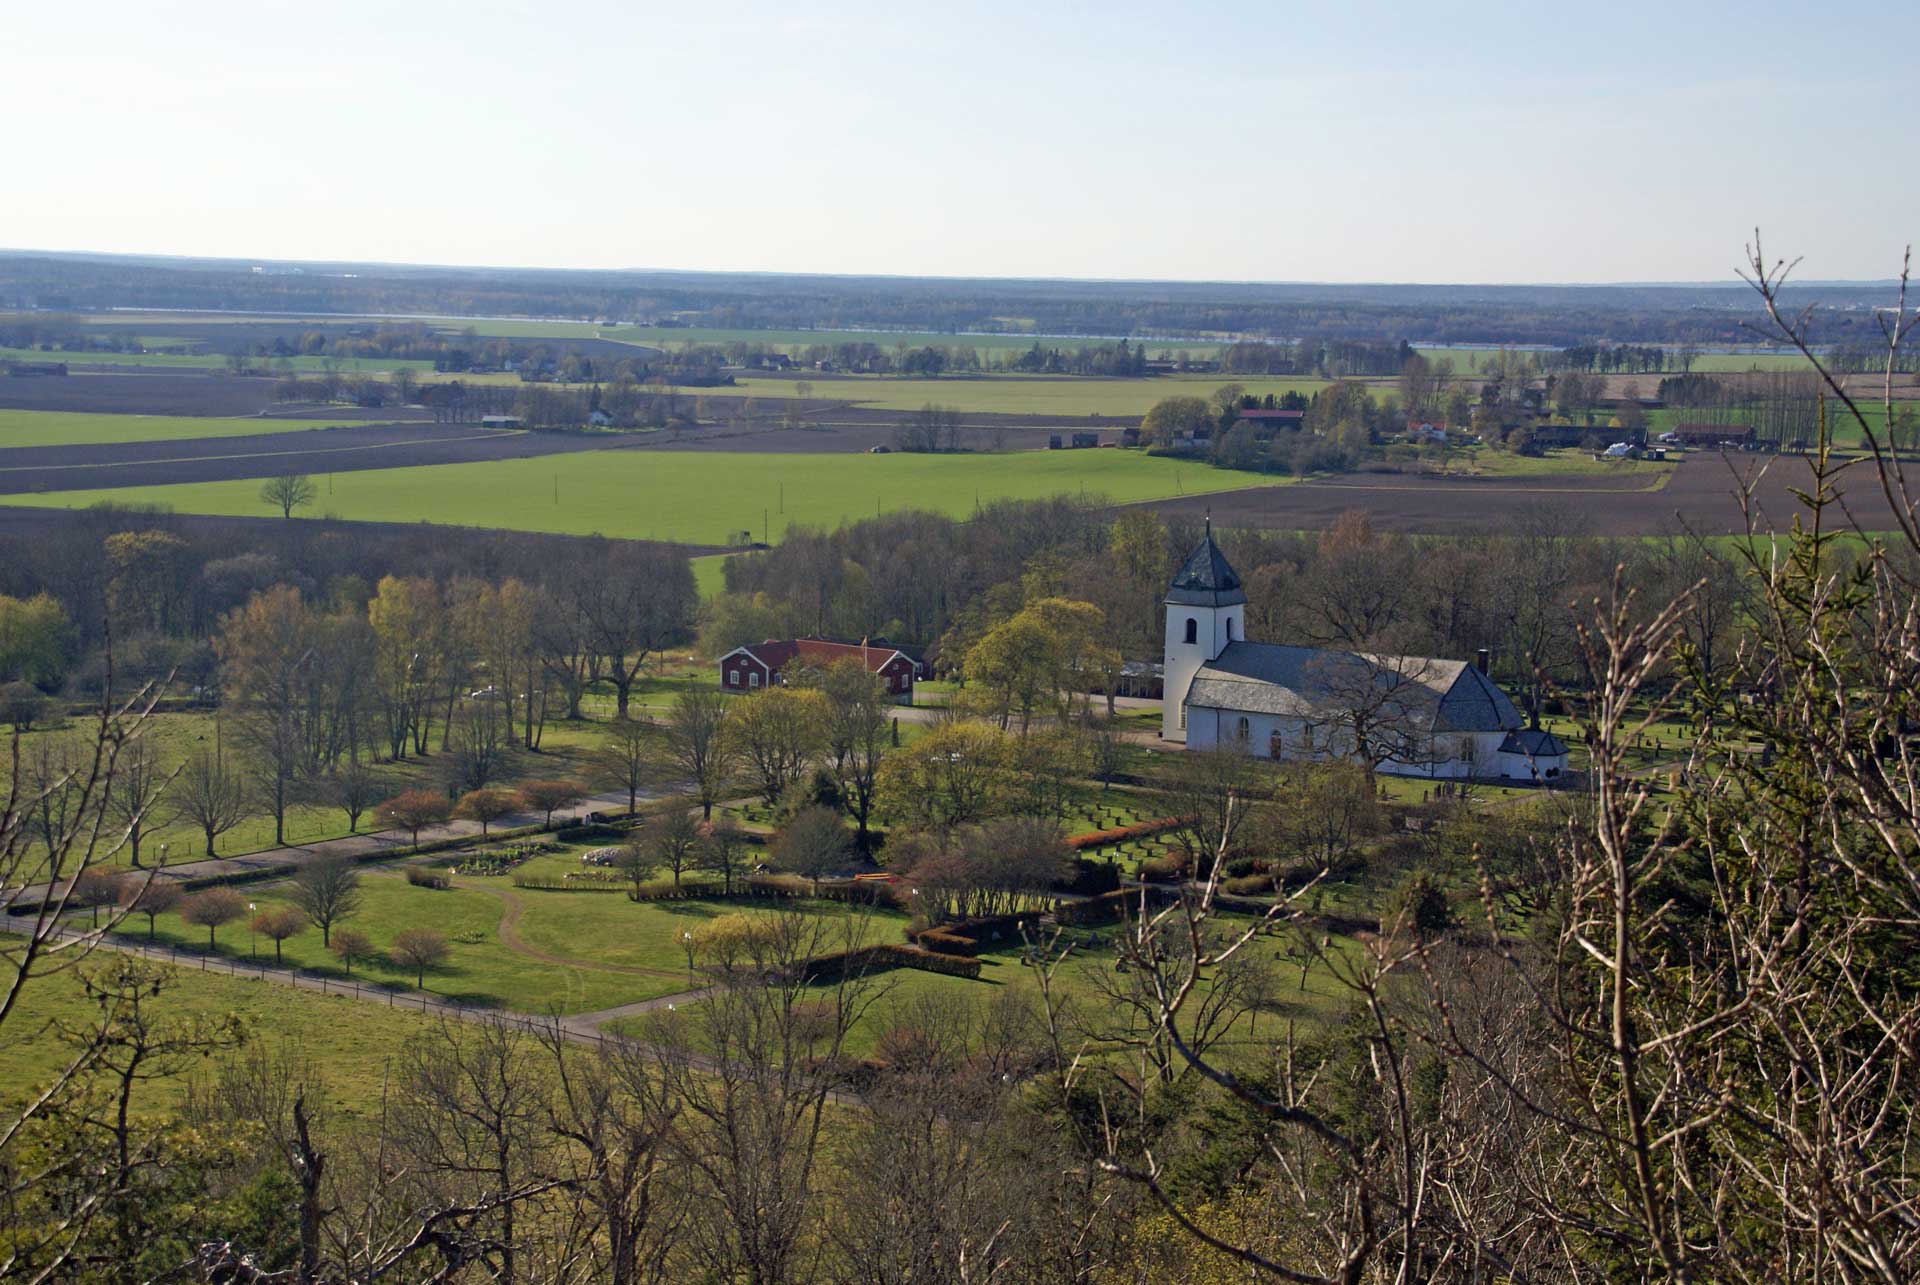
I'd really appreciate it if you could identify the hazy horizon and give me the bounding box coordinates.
[7,0,1913,285]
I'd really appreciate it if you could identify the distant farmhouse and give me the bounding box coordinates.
[1162,530,1567,781]
[1665,422,1756,448]
[718,637,921,703]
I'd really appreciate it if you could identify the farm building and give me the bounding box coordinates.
[480,414,524,429]
[1667,422,1756,448]
[718,637,918,702]
[1162,530,1566,782]
[1236,408,1305,428]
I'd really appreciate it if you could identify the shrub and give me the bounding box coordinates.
[916,928,979,956]
[1055,857,1121,896]
[1064,815,1188,852]
[1136,854,1188,882]
[555,822,624,843]
[625,878,723,902]
[801,942,981,982]
[1382,869,1456,941]
[405,866,450,890]
[1223,873,1275,897]
[0,681,49,730]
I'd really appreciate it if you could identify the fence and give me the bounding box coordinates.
[93,936,621,1046]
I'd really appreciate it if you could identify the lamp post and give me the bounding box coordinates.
[247,903,258,959]
[682,930,694,983]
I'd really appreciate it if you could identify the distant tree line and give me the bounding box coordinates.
[7,251,1912,348]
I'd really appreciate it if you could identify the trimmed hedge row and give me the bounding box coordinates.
[1064,815,1188,852]
[908,909,1052,949]
[801,943,982,982]
[916,928,979,956]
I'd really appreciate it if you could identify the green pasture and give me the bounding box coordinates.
[691,553,729,598]
[601,324,1228,360]
[611,915,1364,1061]
[0,409,371,450]
[711,373,1328,417]
[0,948,443,1115]
[98,868,912,1016]
[12,448,1279,546]
[1451,447,1675,482]
[0,707,613,867]
[99,871,674,1014]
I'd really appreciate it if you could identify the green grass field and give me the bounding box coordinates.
[711,373,1328,416]
[0,948,441,1115]
[0,707,615,867]
[0,409,372,450]
[12,448,1279,545]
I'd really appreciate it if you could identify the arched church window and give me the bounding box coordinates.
[1236,716,1250,741]
[1184,618,1198,645]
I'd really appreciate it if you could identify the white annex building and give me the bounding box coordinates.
[1162,530,1569,782]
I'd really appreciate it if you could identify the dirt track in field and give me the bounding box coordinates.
[1136,452,1919,537]
[0,503,728,557]
[0,422,665,494]
[0,371,436,418]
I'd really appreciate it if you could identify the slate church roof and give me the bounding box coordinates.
[1166,527,1248,607]
[1184,643,1524,735]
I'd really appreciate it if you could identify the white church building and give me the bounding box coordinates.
[1162,530,1569,782]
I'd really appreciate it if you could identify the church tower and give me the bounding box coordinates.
[1162,523,1246,741]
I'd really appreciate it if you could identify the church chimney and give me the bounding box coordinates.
[1475,647,1490,674]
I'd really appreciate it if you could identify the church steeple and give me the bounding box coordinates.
[1162,527,1247,741]
[1166,525,1247,608]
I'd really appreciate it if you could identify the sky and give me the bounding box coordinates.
[4,0,1914,284]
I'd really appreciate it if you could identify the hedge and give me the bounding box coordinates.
[801,943,982,982]
[908,911,1046,949]
[915,928,979,957]
[1064,816,1189,852]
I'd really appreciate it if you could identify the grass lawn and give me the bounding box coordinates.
[609,916,1364,1061]
[500,887,908,979]
[1452,446,1676,483]
[0,409,374,449]
[0,947,443,1117]
[691,552,729,599]
[103,871,676,1014]
[0,706,614,868]
[12,448,1281,546]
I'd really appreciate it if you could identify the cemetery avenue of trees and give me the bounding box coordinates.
[2,242,1919,1285]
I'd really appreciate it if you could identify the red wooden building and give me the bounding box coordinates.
[717,638,918,702]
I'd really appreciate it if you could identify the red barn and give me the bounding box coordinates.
[717,638,918,702]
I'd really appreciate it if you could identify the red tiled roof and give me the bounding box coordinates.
[739,638,908,675]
